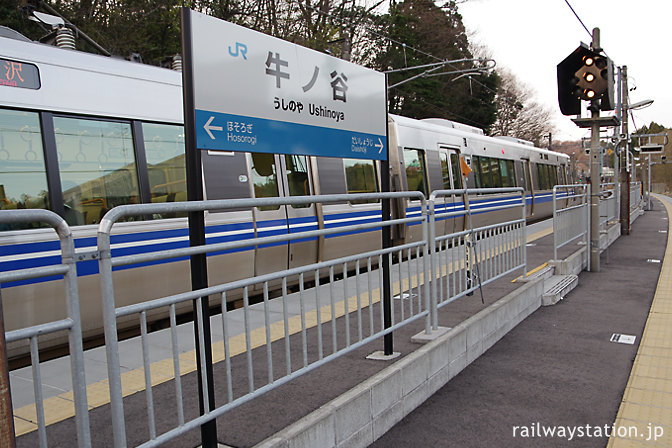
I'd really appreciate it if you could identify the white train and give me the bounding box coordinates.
[0,27,569,358]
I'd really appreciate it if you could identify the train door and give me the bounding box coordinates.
[280,154,319,269]
[248,153,289,277]
[438,147,464,235]
[522,159,534,217]
[402,148,428,243]
[248,153,319,276]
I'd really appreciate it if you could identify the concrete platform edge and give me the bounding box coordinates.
[252,277,546,448]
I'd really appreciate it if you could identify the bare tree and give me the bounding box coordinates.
[490,69,557,147]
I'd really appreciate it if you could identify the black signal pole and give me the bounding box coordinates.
[619,66,631,235]
[588,28,602,273]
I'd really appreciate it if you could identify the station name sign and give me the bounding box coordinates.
[183,9,387,160]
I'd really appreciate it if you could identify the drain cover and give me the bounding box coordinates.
[611,334,636,345]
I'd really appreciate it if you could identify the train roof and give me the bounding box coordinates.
[1,33,568,163]
[389,113,569,162]
[1,34,183,124]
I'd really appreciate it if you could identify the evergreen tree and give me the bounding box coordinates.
[373,0,497,130]
[636,122,667,135]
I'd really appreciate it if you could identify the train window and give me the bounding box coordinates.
[536,164,547,190]
[344,158,378,204]
[403,149,428,196]
[54,116,138,225]
[440,152,451,189]
[472,156,482,188]
[479,156,492,188]
[315,157,347,195]
[522,161,531,191]
[143,123,187,209]
[249,153,280,210]
[550,165,558,187]
[490,158,501,187]
[450,153,462,189]
[500,160,516,187]
[203,151,251,201]
[0,108,49,229]
[285,154,310,208]
[536,163,557,190]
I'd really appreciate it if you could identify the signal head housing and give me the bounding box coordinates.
[557,43,615,115]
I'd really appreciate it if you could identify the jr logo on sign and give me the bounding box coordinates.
[228,42,248,59]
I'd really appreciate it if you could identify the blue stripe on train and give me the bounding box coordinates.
[1,193,560,287]
[323,210,381,238]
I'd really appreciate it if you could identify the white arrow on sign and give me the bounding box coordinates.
[376,138,384,154]
[204,116,223,140]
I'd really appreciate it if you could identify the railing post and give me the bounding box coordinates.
[98,227,127,448]
[0,290,16,448]
[60,222,91,448]
[553,187,558,261]
[0,210,91,447]
[584,185,589,265]
[522,189,527,276]
[426,198,436,333]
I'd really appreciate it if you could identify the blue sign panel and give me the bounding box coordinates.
[195,109,386,160]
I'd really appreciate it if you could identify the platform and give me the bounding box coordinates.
[372,195,670,447]
[11,200,666,447]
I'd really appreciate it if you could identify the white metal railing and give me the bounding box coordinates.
[2,190,529,447]
[428,188,527,330]
[599,183,618,230]
[97,193,430,448]
[553,185,589,261]
[631,181,643,212]
[0,210,90,448]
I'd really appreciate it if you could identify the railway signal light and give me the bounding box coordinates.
[557,43,614,115]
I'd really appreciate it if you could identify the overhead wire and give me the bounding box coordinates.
[562,0,592,39]
[297,0,518,118]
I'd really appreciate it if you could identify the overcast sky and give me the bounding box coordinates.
[458,0,666,142]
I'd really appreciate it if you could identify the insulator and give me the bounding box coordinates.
[55,27,76,50]
[171,55,182,72]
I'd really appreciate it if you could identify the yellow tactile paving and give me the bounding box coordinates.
[13,223,549,436]
[628,376,672,396]
[609,194,672,447]
[13,395,76,427]
[628,364,672,382]
[635,354,672,370]
[623,388,672,410]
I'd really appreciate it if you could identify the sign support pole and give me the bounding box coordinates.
[181,8,218,447]
[382,75,393,356]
